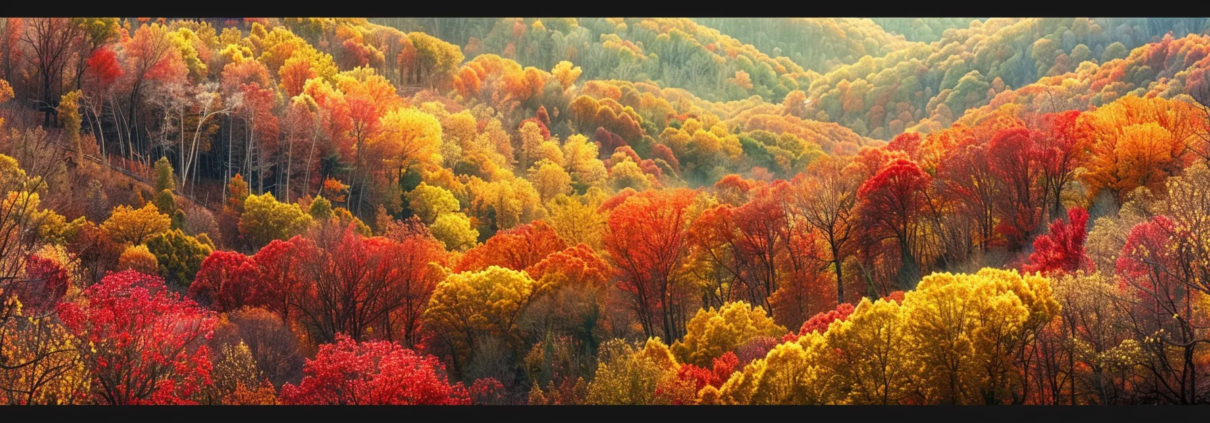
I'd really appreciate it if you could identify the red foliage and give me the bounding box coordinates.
[856,158,932,286]
[937,134,1001,250]
[594,127,627,159]
[1116,216,1184,312]
[526,244,611,288]
[886,132,922,161]
[734,336,780,365]
[279,57,318,98]
[84,47,123,90]
[713,174,752,202]
[1023,207,1092,276]
[456,221,567,273]
[1037,110,1086,213]
[651,144,681,175]
[784,302,855,342]
[249,237,308,322]
[535,105,550,127]
[988,128,1046,251]
[188,250,261,312]
[519,117,552,140]
[884,291,906,304]
[598,188,638,213]
[288,225,449,345]
[468,377,506,405]
[15,255,70,314]
[57,270,217,405]
[604,188,698,340]
[278,334,471,405]
[677,351,740,393]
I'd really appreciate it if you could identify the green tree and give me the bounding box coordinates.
[146,228,215,290]
[407,182,460,225]
[239,193,313,249]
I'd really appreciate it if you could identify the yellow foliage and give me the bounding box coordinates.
[117,244,160,275]
[671,301,786,367]
[102,204,171,246]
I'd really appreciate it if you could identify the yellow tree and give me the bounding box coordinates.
[57,90,85,162]
[901,268,1059,404]
[715,332,842,405]
[117,244,159,275]
[0,296,88,404]
[423,266,545,377]
[528,159,573,203]
[561,134,607,189]
[586,338,682,405]
[551,61,582,90]
[823,298,911,404]
[372,107,444,172]
[671,301,786,367]
[518,121,546,171]
[406,182,459,225]
[467,176,546,232]
[544,191,608,251]
[101,204,171,246]
[429,212,478,251]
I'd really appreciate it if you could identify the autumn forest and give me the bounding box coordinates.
[0,17,1209,406]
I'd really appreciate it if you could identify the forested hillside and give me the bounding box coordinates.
[0,17,1209,405]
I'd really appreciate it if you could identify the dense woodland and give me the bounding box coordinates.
[0,17,1209,405]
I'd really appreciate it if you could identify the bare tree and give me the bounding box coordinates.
[20,18,81,127]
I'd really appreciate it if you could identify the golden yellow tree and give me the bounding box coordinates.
[1079,95,1198,202]
[671,301,786,367]
[423,266,545,377]
[102,204,172,246]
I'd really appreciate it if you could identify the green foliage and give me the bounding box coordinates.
[154,157,176,193]
[407,182,460,225]
[146,228,215,290]
[308,196,334,220]
[239,193,313,249]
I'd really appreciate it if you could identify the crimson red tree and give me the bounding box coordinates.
[278,334,474,405]
[57,270,217,405]
[1022,207,1092,276]
[856,158,932,289]
[188,250,261,312]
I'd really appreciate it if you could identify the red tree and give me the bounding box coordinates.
[675,351,739,394]
[784,302,856,342]
[605,188,698,341]
[250,236,309,323]
[455,220,566,273]
[988,128,1046,251]
[937,134,1002,251]
[380,229,450,349]
[1022,207,1092,276]
[1115,216,1201,403]
[1037,111,1087,217]
[856,158,932,289]
[84,47,123,89]
[278,334,472,405]
[15,255,70,314]
[188,250,261,312]
[290,225,444,344]
[57,270,217,405]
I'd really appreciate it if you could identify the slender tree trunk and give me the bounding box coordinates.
[304,133,318,199]
[285,127,293,203]
[224,117,231,200]
[833,242,845,306]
